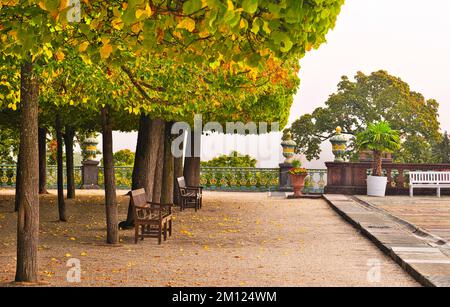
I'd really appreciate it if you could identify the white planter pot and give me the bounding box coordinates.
[367,176,387,197]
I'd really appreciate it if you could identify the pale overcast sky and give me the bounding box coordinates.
[108,0,450,168]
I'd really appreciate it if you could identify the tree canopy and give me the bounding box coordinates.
[288,70,442,163]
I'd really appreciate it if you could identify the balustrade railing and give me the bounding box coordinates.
[326,162,450,195]
[200,167,279,192]
[0,164,327,194]
[303,169,327,194]
[0,164,16,188]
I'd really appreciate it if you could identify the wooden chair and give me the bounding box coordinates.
[130,188,173,244]
[176,177,203,212]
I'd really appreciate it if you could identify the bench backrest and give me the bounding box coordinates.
[410,171,450,184]
[131,188,150,219]
[177,177,187,189]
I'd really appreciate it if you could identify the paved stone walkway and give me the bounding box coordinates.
[358,196,450,241]
[324,194,450,287]
[0,191,417,286]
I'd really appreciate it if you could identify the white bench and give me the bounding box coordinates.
[409,171,450,197]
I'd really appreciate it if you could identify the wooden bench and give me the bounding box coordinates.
[176,177,203,211]
[409,171,450,197]
[130,188,173,244]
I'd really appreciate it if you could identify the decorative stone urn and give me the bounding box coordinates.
[279,132,297,192]
[83,134,99,161]
[330,126,348,162]
[290,172,308,197]
[81,134,100,189]
[281,131,296,164]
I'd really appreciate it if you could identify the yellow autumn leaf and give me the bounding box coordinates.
[55,50,65,62]
[43,48,52,59]
[79,41,89,52]
[38,1,46,10]
[135,9,145,19]
[111,18,124,30]
[227,0,234,11]
[80,252,88,256]
[177,18,196,32]
[100,42,113,59]
[59,0,68,11]
[136,2,152,18]
[65,253,72,258]
[131,22,142,34]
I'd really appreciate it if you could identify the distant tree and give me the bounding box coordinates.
[0,127,19,164]
[287,71,441,163]
[432,132,450,163]
[202,151,257,168]
[112,149,135,166]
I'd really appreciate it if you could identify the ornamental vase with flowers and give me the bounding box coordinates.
[289,160,308,197]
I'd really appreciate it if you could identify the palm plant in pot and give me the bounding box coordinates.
[289,159,308,197]
[356,121,401,197]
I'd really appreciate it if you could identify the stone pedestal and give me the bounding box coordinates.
[278,163,293,192]
[81,160,100,189]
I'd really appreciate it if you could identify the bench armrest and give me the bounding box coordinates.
[187,185,203,189]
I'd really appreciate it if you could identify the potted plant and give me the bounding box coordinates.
[289,160,308,197]
[356,121,401,197]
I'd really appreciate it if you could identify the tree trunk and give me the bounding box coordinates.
[55,114,66,222]
[120,117,164,228]
[38,127,48,194]
[14,155,22,212]
[373,151,383,177]
[162,122,174,204]
[183,132,201,186]
[152,121,166,203]
[101,106,119,244]
[15,61,39,283]
[145,119,165,202]
[64,126,76,199]
[120,115,150,228]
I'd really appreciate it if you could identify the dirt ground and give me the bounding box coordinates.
[0,190,418,287]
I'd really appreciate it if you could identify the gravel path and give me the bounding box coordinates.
[0,190,418,286]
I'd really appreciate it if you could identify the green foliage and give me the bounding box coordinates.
[110,149,135,166]
[356,121,401,154]
[288,70,442,162]
[0,127,19,163]
[356,121,401,177]
[432,132,450,164]
[201,151,257,167]
[291,159,301,168]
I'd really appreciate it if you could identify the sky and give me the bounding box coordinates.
[107,0,450,168]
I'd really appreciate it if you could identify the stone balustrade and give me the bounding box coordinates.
[325,162,450,195]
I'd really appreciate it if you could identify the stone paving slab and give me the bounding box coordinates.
[324,194,450,287]
[356,195,450,242]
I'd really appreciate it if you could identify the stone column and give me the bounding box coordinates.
[81,160,100,189]
[279,163,293,192]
